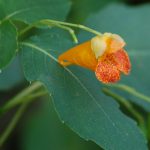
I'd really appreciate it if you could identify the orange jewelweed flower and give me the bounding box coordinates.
[58,33,131,83]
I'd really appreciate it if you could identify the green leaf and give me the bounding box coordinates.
[69,0,122,23]
[22,99,102,150]
[0,21,17,69]
[0,56,24,91]
[0,0,70,70]
[21,29,148,150]
[78,3,150,112]
[0,0,71,23]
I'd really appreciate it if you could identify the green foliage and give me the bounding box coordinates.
[0,21,17,69]
[0,0,70,69]
[78,3,150,111]
[69,0,114,22]
[70,0,125,23]
[22,99,102,150]
[0,57,24,90]
[21,29,147,150]
[0,0,150,150]
[0,0,71,22]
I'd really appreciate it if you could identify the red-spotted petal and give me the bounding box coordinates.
[95,57,120,83]
[113,49,131,74]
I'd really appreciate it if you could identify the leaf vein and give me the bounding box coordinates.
[21,42,129,136]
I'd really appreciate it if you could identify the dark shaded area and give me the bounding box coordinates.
[0,83,27,150]
[126,0,150,5]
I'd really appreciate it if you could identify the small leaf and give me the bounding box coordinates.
[0,21,17,69]
[21,30,148,150]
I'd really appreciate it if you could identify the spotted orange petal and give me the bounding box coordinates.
[112,49,131,74]
[95,55,120,83]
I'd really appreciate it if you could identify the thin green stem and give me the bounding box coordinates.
[19,21,40,36]
[20,22,78,43]
[147,115,150,141]
[19,19,102,39]
[28,91,49,100]
[102,88,146,133]
[48,24,78,43]
[0,82,43,114]
[0,103,27,148]
[41,19,102,36]
[0,82,48,148]
[108,84,150,103]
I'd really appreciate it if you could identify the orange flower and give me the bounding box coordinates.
[58,33,131,83]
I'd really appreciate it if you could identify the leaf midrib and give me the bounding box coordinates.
[21,42,131,137]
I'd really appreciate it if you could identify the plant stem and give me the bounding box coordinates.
[102,88,146,133]
[147,115,150,141]
[28,91,49,100]
[41,19,102,36]
[0,82,44,114]
[19,21,40,36]
[108,84,150,104]
[48,23,78,43]
[19,19,102,38]
[0,82,48,148]
[0,103,27,148]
